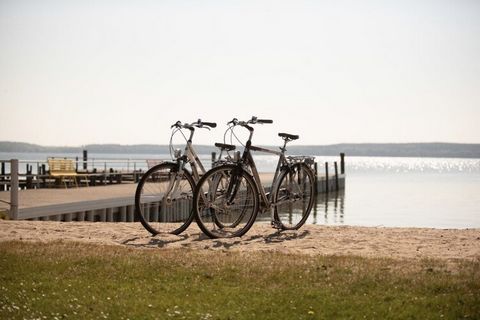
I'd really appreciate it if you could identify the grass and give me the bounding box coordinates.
[0,241,479,320]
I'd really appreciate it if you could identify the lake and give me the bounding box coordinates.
[309,157,480,229]
[1,152,479,229]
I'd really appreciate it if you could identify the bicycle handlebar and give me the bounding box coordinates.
[171,119,217,130]
[227,116,273,127]
[257,119,273,124]
[195,119,217,128]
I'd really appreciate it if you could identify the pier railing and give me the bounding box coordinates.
[0,158,161,191]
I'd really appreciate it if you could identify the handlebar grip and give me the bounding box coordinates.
[202,122,217,128]
[171,121,182,129]
[257,119,273,124]
[227,118,238,125]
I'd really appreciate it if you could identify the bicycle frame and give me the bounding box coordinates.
[165,128,207,200]
[245,146,286,209]
[234,126,293,214]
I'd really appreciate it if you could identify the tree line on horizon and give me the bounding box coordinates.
[0,141,479,158]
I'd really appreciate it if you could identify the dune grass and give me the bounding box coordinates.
[0,241,479,319]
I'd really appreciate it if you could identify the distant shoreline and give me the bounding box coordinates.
[1,141,480,159]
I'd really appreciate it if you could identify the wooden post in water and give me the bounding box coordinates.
[211,152,216,167]
[324,162,329,194]
[40,164,46,188]
[334,161,339,191]
[10,159,19,220]
[83,150,88,170]
[314,162,318,194]
[26,164,33,189]
[340,153,345,175]
[1,161,5,191]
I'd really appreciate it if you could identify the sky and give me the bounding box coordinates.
[0,0,479,146]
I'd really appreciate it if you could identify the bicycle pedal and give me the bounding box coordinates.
[271,220,283,230]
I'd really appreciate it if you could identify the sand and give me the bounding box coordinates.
[1,220,479,262]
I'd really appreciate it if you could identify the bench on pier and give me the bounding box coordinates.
[47,158,89,188]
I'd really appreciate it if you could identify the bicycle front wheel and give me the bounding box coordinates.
[273,163,315,230]
[135,162,195,235]
[193,164,259,238]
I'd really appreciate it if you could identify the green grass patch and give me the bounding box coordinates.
[1,241,479,319]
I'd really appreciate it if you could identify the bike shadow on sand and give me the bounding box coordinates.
[121,228,310,249]
[121,233,190,248]
[198,229,311,249]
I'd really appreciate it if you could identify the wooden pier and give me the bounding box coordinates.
[0,155,346,222]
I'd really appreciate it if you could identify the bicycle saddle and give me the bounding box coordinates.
[215,143,236,151]
[278,133,299,140]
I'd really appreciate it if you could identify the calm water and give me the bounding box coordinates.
[311,157,480,229]
[1,152,479,229]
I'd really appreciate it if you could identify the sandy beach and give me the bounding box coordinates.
[1,220,479,262]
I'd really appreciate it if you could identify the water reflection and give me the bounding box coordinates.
[256,190,345,226]
[309,190,345,225]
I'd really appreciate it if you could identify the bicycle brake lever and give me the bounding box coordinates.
[227,118,238,125]
[171,121,182,129]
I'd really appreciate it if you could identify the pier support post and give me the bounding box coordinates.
[334,162,339,191]
[77,211,86,221]
[325,162,329,194]
[10,159,19,220]
[1,161,5,191]
[83,150,88,170]
[340,153,345,175]
[120,207,127,222]
[26,164,33,189]
[86,210,95,222]
[106,208,114,222]
[127,205,134,222]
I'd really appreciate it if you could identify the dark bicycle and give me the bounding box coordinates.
[193,116,316,238]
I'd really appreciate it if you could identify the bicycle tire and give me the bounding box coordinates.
[193,164,259,239]
[135,162,195,235]
[272,162,315,230]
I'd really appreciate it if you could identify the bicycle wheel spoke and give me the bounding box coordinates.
[194,165,259,238]
[135,163,195,235]
[273,163,315,230]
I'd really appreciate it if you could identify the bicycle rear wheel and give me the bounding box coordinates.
[273,163,315,230]
[193,164,259,238]
[135,162,195,235]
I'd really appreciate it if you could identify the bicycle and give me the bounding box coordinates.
[193,116,316,238]
[134,119,218,235]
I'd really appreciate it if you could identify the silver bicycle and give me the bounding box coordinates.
[193,117,316,238]
[134,119,217,235]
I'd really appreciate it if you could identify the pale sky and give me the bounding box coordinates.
[0,0,479,146]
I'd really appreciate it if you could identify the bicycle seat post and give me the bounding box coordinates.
[280,138,288,153]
